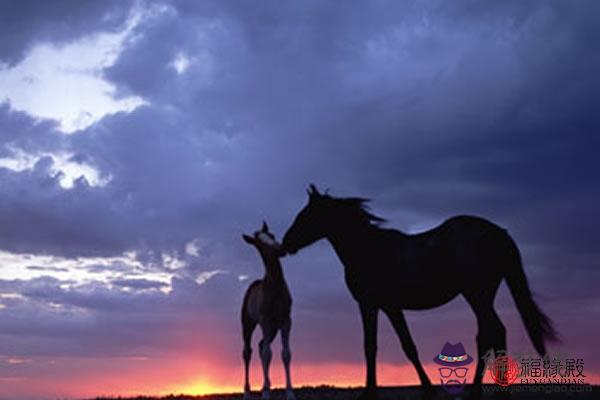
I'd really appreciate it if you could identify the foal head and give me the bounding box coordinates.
[282,184,385,254]
[242,221,285,259]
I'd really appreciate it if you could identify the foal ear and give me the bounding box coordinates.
[242,234,255,245]
[261,220,269,233]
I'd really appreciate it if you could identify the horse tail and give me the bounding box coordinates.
[504,236,558,356]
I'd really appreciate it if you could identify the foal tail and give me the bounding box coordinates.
[504,237,558,356]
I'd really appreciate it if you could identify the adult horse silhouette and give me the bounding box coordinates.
[282,185,556,400]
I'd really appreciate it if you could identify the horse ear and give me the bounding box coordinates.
[307,183,321,198]
[262,220,269,232]
[242,234,255,245]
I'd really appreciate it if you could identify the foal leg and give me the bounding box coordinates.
[383,308,433,400]
[242,316,257,400]
[259,325,277,400]
[358,302,379,400]
[281,318,296,400]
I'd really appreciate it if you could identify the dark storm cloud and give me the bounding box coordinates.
[0,0,132,65]
[0,105,63,155]
[0,0,599,381]
[0,160,131,257]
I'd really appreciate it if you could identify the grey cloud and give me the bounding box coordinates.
[0,273,244,359]
[110,278,167,290]
[26,266,69,273]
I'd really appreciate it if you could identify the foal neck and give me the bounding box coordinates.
[260,254,285,284]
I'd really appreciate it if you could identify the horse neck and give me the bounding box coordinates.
[327,213,373,239]
[326,218,369,250]
[325,217,399,264]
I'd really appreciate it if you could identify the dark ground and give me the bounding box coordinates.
[91,385,598,400]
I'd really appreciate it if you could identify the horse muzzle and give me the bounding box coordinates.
[286,248,298,255]
[282,241,298,255]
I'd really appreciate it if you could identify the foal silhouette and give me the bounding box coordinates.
[241,222,296,400]
[282,185,557,400]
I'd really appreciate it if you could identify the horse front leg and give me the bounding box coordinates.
[358,302,379,400]
[383,308,433,400]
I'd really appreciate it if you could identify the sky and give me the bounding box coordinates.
[0,0,599,398]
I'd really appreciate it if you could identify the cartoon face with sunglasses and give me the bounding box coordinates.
[433,342,473,394]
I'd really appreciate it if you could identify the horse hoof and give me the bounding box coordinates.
[467,388,482,400]
[261,389,270,400]
[243,392,251,400]
[357,388,379,400]
[285,389,296,400]
[422,385,435,400]
[492,391,511,400]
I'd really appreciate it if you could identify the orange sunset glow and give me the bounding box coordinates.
[3,354,598,399]
[0,358,429,399]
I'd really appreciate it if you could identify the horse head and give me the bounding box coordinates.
[282,184,331,254]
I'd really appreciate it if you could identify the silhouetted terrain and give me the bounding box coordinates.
[91,385,598,400]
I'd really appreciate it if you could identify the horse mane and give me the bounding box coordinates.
[325,195,387,226]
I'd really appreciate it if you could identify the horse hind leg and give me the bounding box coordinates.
[465,291,507,400]
[242,314,257,400]
[488,308,509,400]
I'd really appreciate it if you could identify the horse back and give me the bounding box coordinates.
[342,215,512,308]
